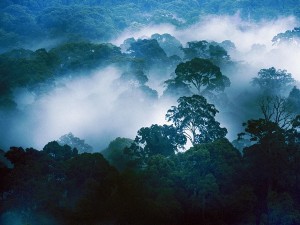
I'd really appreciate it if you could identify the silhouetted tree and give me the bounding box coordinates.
[102,137,133,171]
[43,141,78,161]
[165,58,230,97]
[58,132,93,153]
[125,124,186,168]
[288,86,300,113]
[166,95,227,145]
[252,67,295,95]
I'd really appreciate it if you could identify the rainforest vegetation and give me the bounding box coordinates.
[1,1,300,225]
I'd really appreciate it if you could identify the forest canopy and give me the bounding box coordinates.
[1,1,300,225]
[1,0,300,51]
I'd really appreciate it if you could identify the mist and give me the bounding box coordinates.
[1,14,299,151]
[115,15,299,80]
[113,14,300,140]
[0,67,172,150]
[114,14,300,93]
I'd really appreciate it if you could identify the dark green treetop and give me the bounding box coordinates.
[124,124,186,169]
[165,58,230,97]
[166,95,227,146]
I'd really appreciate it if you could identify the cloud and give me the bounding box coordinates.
[0,67,173,150]
[178,15,296,51]
[1,15,300,150]
[114,15,299,82]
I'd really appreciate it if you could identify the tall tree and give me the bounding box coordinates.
[258,95,294,130]
[182,41,231,66]
[239,95,300,224]
[240,95,297,143]
[165,58,230,96]
[125,124,186,168]
[58,132,93,153]
[288,86,300,113]
[251,67,295,95]
[166,95,227,145]
[272,27,300,45]
[43,141,78,161]
[101,137,133,172]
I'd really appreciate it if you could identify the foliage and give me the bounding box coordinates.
[238,95,300,224]
[1,1,300,52]
[168,139,243,224]
[239,95,298,145]
[114,57,150,90]
[0,42,126,107]
[101,137,133,172]
[257,95,294,130]
[151,33,183,58]
[64,152,119,224]
[0,48,58,92]
[127,39,169,69]
[1,126,300,225]
[134,124,185,156]
[43,141,78,161]
[2,147,67,224]
[272,27,300,45]
[166,95,227,145]
[49,42,124,72]
[125,124,186,168]
[288,86,300,113]
[252,67,295,95]
[37,6,118,40]
[2,1,300,224]
[165,58,230,98]
[182,41,231,66]
[58,133,93,154]
[163,77,193,98]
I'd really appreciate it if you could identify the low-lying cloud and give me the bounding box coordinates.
[0,67,172,150]
[1,14,300,151]
[115,15,299,80]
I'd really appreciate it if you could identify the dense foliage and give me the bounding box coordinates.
[1,1,300,225]
[1,0,300,51]
[2,126,300,225]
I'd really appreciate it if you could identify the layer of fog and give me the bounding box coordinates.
[0,67,172,150]
[1,14,300,151]
[115,15,299,82]
[114,14,300,141]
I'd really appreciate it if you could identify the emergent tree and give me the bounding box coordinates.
[252,67,295,95]
[165,58,230,96]
[166,95,227,146]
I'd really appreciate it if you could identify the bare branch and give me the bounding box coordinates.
[258,95,295,129]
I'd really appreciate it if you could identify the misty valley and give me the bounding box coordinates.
[1,1,300,225]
